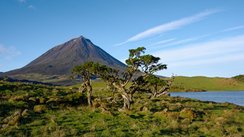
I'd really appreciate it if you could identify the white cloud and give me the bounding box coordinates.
[153,35,244,67]
[0,44,21,60]
[222,25,244,32]
[116,9,220,46]
[150,34,211,49]
[149,25,244,50]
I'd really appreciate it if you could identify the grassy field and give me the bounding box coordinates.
[0,80,244,136]
[171,76,244,91]
[8,73,244,91]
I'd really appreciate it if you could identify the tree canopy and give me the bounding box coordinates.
[72,47,173,110]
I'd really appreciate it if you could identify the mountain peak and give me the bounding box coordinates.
[62,35,94,50]
[5,36,126,80]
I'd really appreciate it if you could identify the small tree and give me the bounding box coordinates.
[72,62,97,106]
[72,47,171,110]
[98,47,169,109]
[141,74,174,99]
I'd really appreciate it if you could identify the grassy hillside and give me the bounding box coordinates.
[233,75,244,83]
[0,80,244,136]
[171,76,244,91]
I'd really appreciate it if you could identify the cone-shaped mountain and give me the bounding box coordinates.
[6,36,126,76]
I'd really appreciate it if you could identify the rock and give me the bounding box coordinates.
[29,97,37,102]
[163,108,168,112]
[39,97,45,104]
[21,109,29,117]
[8,115,20,126]
[142,107,149,111]
[179,108,196,120]
[33,105,47,113]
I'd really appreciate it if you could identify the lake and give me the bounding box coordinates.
[170,91,244,106]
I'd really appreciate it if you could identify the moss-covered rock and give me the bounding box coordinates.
[179,108,196,121]
[33,105,47,113]
[39,97,46,104]
[21,109,29,117]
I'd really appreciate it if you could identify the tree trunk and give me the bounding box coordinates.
[87,83,93,106]
[114,84,132,110]
[121,92,131,110]
[79,83,86,94]
[150,92,158,99]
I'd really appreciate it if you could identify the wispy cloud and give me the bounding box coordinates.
[18,0,26,3]
[153,35,244,67]
[0,44,21,60]
[115,9,220,46]
[222,25,244,32]
[149,24,244,50]
[149,34,211,50]
[169,53,244,67]
[17,0,36,10]
[28,5,36,10]
[147,38,175,47]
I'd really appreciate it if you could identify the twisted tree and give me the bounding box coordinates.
[98,47,169,109]
[140,74,174,99]
[72,47,172,110]
[72,62,98,106]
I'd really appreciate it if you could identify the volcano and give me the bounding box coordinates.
[4,36,126,85]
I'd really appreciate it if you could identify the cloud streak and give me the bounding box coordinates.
[149,24,244,50]
[0,44,21,60]
[149,34,212,50]
[116,9,220,46]
[153,35,244,68]
[169,53,244,67]
[222,25,244,32]
[147,38,175,47]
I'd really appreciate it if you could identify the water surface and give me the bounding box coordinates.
[170,91,244,106]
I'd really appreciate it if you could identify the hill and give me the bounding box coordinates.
[233,75,244,83]
[3,36,126,85]
[171,76,244,91]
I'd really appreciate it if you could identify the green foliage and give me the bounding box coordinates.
[71,47,170,110]
[0,80,244,136]
[233,74,244,82]
[72,61,104,106]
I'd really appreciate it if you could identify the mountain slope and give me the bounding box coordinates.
[4,36,126,84]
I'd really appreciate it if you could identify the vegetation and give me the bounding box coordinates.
[72,47,172,110]
[233,75,244,83]
[72,62,100,106]
[1,48,244,136]
[171,76,244,91]
[0,80,244,136]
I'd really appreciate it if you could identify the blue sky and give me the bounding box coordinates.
[0,0,244,77]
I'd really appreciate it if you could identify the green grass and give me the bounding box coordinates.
[233,75,244,82]
[74,76,244,92]
[0,80,244,136]
[171,76,244,91]
[10,73,244,91]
